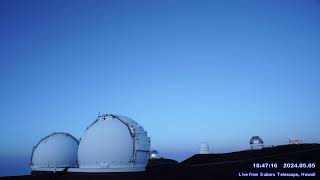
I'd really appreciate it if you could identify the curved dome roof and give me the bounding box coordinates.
[250,136,264,144]
[76,114,150,172]
[149,150,161,159]
[31,132,79,171]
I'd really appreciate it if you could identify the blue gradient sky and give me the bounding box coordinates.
[1,0,320,176]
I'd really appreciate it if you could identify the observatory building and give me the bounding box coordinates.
[31,132,79,172]
[69,114,150,173]
[250,136,264,150]
[149,150,162,159]
[288,138,303,145]
[199,142,209,154]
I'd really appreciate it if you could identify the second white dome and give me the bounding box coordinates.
[76,114,150,172]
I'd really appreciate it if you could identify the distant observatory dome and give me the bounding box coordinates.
[149,150,161,159]
[31,132,79,172]
[250,136,264,150]
[199,142,209,154]
[75,114,150,173]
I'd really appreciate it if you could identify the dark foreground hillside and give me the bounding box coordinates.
[1,144,319,180]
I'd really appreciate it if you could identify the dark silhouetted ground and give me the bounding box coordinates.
[1,144,319,180]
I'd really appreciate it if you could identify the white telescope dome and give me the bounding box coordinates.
[149,150,161,159]
[74,114,150,173]
[31,132,79,172]
[199,142,209,154]
[250,136,264,150]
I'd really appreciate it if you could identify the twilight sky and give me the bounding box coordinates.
[0,0,320,176]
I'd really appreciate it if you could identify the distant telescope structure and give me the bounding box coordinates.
[31,132,79,172]
[199,142,209,154]
[70,114,150,173]
[149,150,162,159]
[288,138,303,145]
[250,136,264,150]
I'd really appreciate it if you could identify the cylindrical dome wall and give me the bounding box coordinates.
[31,132,79,172]
[74,114,150,173]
